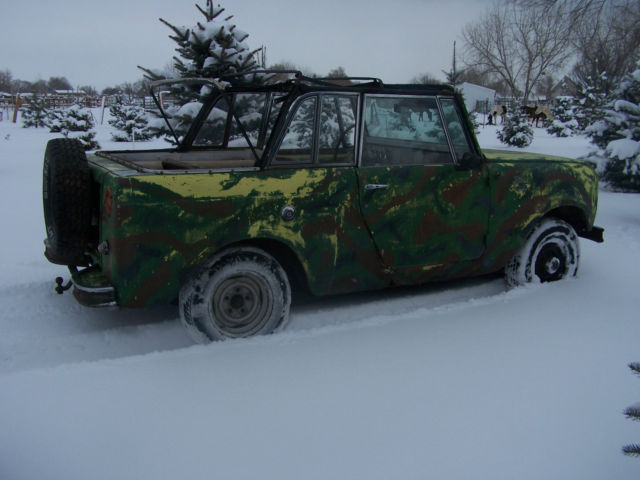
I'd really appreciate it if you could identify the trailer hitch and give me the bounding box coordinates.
[54,266,77,295]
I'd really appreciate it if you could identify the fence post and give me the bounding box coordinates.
[12,94,22,123]
[100,96,106,125]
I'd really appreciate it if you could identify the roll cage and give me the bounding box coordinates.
[149,70,475,169]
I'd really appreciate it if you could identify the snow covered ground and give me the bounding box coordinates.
[0,114,639,479]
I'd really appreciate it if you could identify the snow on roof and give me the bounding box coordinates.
[459,82,496,95]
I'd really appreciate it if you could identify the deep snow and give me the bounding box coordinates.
[0,114,639,479]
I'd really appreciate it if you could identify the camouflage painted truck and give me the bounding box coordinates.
[42,72,604,342]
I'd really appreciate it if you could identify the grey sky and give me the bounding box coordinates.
[1,0,488,90]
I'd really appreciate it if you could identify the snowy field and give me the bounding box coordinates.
[0,113,639,479]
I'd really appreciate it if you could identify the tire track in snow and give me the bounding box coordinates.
[0,275,508,374]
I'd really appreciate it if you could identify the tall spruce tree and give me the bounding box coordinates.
[586,62,640,191]
[139,1,262,142]
[140,1,261,82]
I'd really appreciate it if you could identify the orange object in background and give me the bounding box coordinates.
[12,94,23,123]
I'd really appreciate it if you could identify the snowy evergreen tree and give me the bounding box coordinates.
[21,95,48,128]
[48,104,100,151]
[497,108,533,148]
[573,75,608,131]
[22,95,47,128]
[546,96,579,137]
[623,362,640,457]
[108,97,152,142]
[140,1,260,82]
[139,1,262,142]
[45,108,65,133]
[586,63,640,191]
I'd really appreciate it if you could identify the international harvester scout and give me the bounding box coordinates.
[43,72,604,341]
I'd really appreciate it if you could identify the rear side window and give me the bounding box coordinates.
[318,96,357,164]
[274,96,317,164]
[273,94,357,166]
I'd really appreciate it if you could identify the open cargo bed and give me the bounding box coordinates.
[94,148,260,171]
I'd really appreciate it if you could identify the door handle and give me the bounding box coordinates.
[364,184,389,191]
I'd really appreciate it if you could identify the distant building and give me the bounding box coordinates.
[458,82,496,113]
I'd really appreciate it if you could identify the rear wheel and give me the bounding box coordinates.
[505,218,580,287]
[179,247,291,342]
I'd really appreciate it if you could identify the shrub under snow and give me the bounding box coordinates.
[497,108,533,148]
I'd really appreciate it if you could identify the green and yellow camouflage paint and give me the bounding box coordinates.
[80,146,598,308]
[62,78,600,309]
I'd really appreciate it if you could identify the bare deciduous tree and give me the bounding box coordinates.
[0,69,12,93]
[462,0,573,103]
[570,0,640,93]
[515,0,640,93]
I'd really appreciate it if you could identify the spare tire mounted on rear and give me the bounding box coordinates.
[43,138,94,266]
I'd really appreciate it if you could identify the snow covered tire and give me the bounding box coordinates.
[43,138,93,266]
[505,218,580,287]
[179,247,292,342]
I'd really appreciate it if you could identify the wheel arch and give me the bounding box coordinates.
[543,205,588,234]
[206,238,312,296]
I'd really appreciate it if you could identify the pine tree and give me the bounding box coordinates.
[48,103,100,151]
[573,75,609,131]
[497,107,533,148]
[140,1,261,81]
[46,108,65,133]
[108,97,152,142]
[586,62,640,191]
[21,94,48,128]
[547,96,579,137]
[623,362,640,457]
[138,1,262,142]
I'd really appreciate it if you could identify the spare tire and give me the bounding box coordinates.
[43,138,93,266]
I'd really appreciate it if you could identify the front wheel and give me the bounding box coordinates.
[179,247,291,342]
[505,218,580,287]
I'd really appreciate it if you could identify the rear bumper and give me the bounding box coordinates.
[579,225,605,243]
[72,266,117,307]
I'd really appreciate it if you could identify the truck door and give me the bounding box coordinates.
[263,93,386,294]
[357,95,489,277]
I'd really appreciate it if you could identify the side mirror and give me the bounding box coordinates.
[456,152,483,170]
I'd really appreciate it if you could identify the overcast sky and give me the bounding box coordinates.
[1,0,490,91]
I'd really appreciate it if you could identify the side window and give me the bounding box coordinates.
[318,96,357,164]
[362,96,451,166]
[274,96,317,165]
[440,98,473,159]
